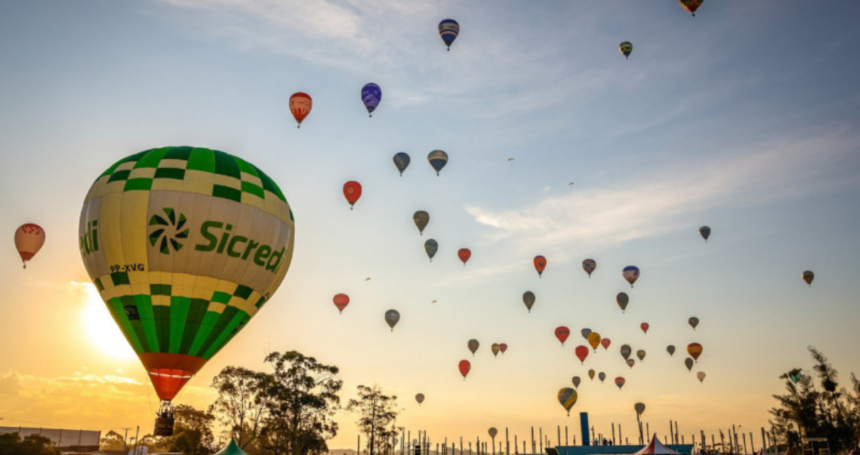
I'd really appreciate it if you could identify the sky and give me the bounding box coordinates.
[1,0,860,450]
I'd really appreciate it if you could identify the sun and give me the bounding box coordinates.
[75,281,137,360]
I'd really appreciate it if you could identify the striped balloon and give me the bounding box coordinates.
[438,19,460,51]
[558,387,578,415]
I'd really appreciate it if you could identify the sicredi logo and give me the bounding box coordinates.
[80,220,99,256]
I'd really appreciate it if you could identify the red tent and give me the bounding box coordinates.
[634,436,679,455]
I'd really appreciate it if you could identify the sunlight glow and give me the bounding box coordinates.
[74,281,137,361]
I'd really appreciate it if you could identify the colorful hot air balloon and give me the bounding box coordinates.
[582,259,596,278]
[667,345,676,356]
[627,359,635,368]
[558,388,578,416]
[459,360,471,379]
[15,223,45,269]
[616,292,629,313]
[581,328,592,340]
[601,338,611,350]
[534,255,547,278]
[361,83,382,117]
[385,310,400,331]
[413,211,430,235]
[678,0,703,16]
[79,147,295,436]
[499,343,508,354]
[634,402,645,415]
[588,369,596,381]
[623,266,640,287]
[640,322,649,334]
[523,291,536,313]
[343,181,362,210]
[572,376,581,388]
[289,92,312,128]
[393,152,411,176]
[620,345,632,360]
[697,371,706,383]
[428,150,448,176]
[688,317,700,330]
[587,332,601,352]
[458,248,472,265]
[685,357,694,372]
[699,226,711,242]
[555,327,571,346]
[687,343,703,362]
[598,372,606,383]
[468,339,480,356]
[424,239,438,262]
[636,349,646,361]
[438,19,460,51]
[416,393,425,405]
[491,343,500,357]
[615,377,626,390]
[802,271,814,286]
[333,294,350,314]
[575,346,589,364]
[619,41,633,59]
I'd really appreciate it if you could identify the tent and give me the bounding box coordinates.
[214,439,249,455]
[634,436,679,455]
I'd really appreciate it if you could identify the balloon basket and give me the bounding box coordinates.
[154,401,175,437]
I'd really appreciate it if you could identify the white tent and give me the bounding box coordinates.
[634,436,679,455]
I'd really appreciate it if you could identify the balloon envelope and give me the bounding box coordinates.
[499,343,508,354]
[699,226,711,242]
[588,369,595,380]
[634,402,645,415]
[534,255,547,277]
[598,372,606,383]
[622,266,640,287]
[636,349,646,361]
[428,150,448,176]
[615,377,626,390]
[601,338,611,350]
[581,328,592,340]
[79,147,295,402]
[413,211,430,235]
[575,345,589,364]
[685,357,695,371]
[619,41,633,59]
[555,327,571,346]
[802,271,814,286]
[343,181,362,209]
[558,388,578,415]
[627,359,635,368]
[620,345,632,360]
[489,428,498,438]
[588,332,601,351]
[333,294,349,313]
[582,259,596,277]
[424,239,438,261]
[616,292,629,312]
[697,371,706,383]
[458,248,472,265]
[385,310,400,331]
[415,393,425,404]
[689,317,700,330]
[393,152,411,176]
[289,92,312,126]
[491,343,500,357]
[468,339,479,355]
[640,322,649,334]
[361,83,382,115]
[572,376,581,388]
[438,19,460,50]
[458,360,471,378]
[678,0,704,16]
[15,223,45,267]
[687,343,703,361]
[667,345,676,356]
[523,291,536,312]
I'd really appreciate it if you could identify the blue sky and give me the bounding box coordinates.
[1,0,859,447]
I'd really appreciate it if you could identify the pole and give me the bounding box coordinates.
[637,415,644,445]
[132,426,139,455]
[531,427,535,454]
[618,425,622,446]
[558,426,561,447]
[514,435,518,455]
[506,428,510,455]
[751,433,756,454]
[675,422,680,446]
[539,428,543,454]
[743,433,748,455]
[612,423,616,445]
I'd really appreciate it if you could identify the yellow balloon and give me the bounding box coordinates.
[587,332,601,351]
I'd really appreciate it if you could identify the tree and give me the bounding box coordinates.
[100,430,126,451]
[162,404,217,455]
[257,351,343,455]
[347,385,402,455]
[210,366,273,450]
[0,433,61,455]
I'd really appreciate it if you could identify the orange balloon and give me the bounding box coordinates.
[15,223,45,269]
[687,343,703,362]
[289,92,313,127]
[587,332,601,352]
[534,255,547,278]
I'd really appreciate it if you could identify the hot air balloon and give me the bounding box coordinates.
[488,428,498,439]
[415,393,425,405]
[393,152,411,176]
[582,259,596,278]
[575,346,589,364]
[678,0,703,16]
[619,41,633,59]
[601,338,611,350]
[685,357,694,372]
[588,332,602,352]
[385,310,400,331]
[699,226,711,242]
[289,92,312,128]
[598,372,606,383]
[620,345,632,361]
[640,322,649,334]
[458,248,472,266]
[413,211,430,235]
[424,239,438,262]
[802,271,814,286]
[555,327,571,346]
[616,292,629,313]
[636,350,646,361]
[507,158,515,166]
[428,150,448,176]
[523,291,536,313]
[459,360,471,379]
[534,255,547,278]
[438,19,459,51]
[697,372,706,383]
[558,388,578,416]
[499,343,508,354]
[333,294,349,314]
[572,376,581,388]
[343,181,362,210]
[79,147,296,436]
[627,359,635,368]
[623,266,640,287]
[361,83,382,117]
[588,369,596,381]
[634,402,645,415]
[15,223,45,269]
[688,317,700,330]
[687,343,703,362]
[491,343,500,357]
[615,377,626,390]
[667,345,676,356]
[468,339,480,356]
[581,328,592,340]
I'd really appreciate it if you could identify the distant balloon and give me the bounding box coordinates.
[697,371,706,383]
[582,259,597,278]
[393,152,411,176]
[361,83,382,117]
[588,332,601,352]
[343,181,362,210]
[491,343,501,357]
[598,372,606,383]
[415,393,425,405]
[802,271,814,286]
[687,343,703,362]
[15,223,45,269]
[438,19,460,51]
[499,343,508,354]
[678,0,704,17]
[616,292,629,313]
[627,359,635,368]
[620,345,632,361]
[459,360,471,379]
[289,92,312,128]
[365,277,372,283]
[688,317,700,330]
[555,327,571,346]
[534,255,547,278]
[384,310,400,331]
[558,388,578,416]
[333,294,350,314]
[458,248,472,266]
[615,377,626,390]
[667,345,676,356]
[619,41,633,59]
[568,182,575,188]
[523,291,536,312]
[424,239,438,262]
[636,349,646,361]
[601,338,611,350]
[640,322,649,334]
[623,266,640,287]
[572,376,581,388]
[507,158,515,166]
[428,150,448,176]
[468,339,480,356]
[488,428,498,439]
[575,346,589,364]
[588,369,596,381]
[413,211,430,235]
[685,357,695,372]
[581,328,592,340]
[634,402,645,415]
[699,226,711,242]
